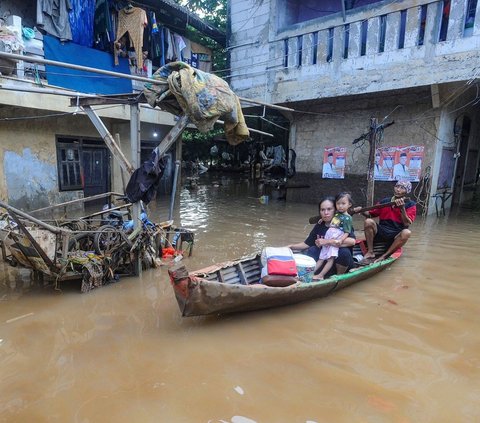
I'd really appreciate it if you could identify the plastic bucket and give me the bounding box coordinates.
[293,254,316,283]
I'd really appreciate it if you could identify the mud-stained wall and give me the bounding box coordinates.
[286,88,440,209]
[292,88,438,174]
[0,109,104,210]
[286,86,480,214]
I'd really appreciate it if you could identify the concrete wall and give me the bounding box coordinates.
[285,87,438,207]
[0,106,177,210]
[0,109,99,209]
[285,85,480,213]
[230,0,480,213]
[230,0,480,105]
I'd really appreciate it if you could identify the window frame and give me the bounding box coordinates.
[56,139,83,192]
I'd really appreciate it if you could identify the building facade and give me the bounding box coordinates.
[229,0,480,214]
[0,0,223,211]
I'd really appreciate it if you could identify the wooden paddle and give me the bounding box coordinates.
[308,197,410,224]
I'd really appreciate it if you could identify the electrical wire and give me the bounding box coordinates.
[0,104,122,122]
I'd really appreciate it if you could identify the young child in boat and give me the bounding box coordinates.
[312,192,353,280]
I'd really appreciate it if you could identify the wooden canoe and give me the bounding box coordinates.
[168,240,402,317]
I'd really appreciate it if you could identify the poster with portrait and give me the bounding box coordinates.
[375,145,424,182]
[374,146,396,181]
[322,146,346,179]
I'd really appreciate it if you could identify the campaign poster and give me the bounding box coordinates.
[374,146,396,181]
[322,146,346,179]
[375,145,424,182]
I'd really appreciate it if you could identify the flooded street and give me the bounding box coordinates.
[1,174,479,422]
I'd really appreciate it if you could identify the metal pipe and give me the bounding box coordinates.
[0,200,70,234]
[30,191,125,214]
[0,51,165,86]
[0,84,96,97]
[0,51,294,114]
[238,97,295,112]
[169,161,181,221]
[216,119,274,137]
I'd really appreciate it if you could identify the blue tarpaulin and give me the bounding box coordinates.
[43,35,133,95]
[69,0,95,47]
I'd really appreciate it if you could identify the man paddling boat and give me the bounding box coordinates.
[356,181,416,263]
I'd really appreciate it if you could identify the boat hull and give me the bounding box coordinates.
[169,247,401,316]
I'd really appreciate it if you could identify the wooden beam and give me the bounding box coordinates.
[83,105,135,175]
[156,115,190,157]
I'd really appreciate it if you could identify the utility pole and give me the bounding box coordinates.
[366,117,378,207]
[353,118,395,207]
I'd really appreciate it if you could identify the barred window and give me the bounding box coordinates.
[57,142,82,191]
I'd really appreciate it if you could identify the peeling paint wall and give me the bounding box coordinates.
[4,148,57,210]
[0,109,105,210]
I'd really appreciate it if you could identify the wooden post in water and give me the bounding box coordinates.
[130,103,142,276]
[366,118,378,207]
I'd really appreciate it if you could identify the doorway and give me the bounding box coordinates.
[82,146,110,198]
[56,138,111,201]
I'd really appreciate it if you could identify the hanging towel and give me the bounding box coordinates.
[115,6,148,68]
[37,0,73,41]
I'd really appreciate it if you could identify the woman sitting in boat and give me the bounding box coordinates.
[287,196,356,277]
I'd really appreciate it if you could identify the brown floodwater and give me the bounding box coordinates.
[1,174,479,422]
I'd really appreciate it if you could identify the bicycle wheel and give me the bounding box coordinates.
[94,225,122,255]
[68,233,96,252]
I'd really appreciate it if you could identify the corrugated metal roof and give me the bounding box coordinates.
[134,0,226,46]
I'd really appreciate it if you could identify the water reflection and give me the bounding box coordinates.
[1,173,480,422]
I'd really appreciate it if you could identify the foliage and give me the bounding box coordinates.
[181,128,224,161]
[174,0,227,76]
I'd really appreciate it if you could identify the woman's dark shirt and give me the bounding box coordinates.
[304,221,356,247]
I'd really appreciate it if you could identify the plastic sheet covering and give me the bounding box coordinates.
[0,26,24,52]
[144,62,249,145]
[69,0,95,47]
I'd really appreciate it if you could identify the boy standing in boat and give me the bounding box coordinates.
[357,181,416,263]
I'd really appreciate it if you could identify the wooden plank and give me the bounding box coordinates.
[0,200,69,235]
[156,115,190,157]
[83,105,135,175]
[8,211,58,272]
[236,262,248,285]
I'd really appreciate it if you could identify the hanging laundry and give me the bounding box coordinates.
[69,0,95,47]
[165,28,174,61]
[144,62,249,145]
[93,0,114,51]
[190,41,212,72]
[151,12,159,34]
[115,6,148,68]
[182,39,192,64]
[37,0,73,41]
[174,34,186,59]
[144,11,160,65]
